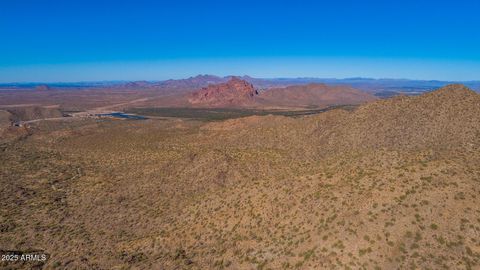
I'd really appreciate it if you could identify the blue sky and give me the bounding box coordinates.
[1,0,480,82]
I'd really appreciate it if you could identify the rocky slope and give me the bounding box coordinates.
[188,77,258,107]
[0,110,12,124]
[2,105,63,121]
[319,84,479,151]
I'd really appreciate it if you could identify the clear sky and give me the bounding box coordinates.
[1,0,480,82]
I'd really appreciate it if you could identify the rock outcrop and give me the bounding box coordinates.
[188,77,258,107]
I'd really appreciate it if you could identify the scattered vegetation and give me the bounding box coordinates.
[1,85,479,269]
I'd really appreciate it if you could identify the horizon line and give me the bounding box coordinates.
[1,75,480,85]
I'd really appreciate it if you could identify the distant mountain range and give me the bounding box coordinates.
[2,75,479,97]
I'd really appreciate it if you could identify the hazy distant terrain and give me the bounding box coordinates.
[2,75,480,93]
[0,76,377,122]
[3,75,467,123]
[1,83,479,269]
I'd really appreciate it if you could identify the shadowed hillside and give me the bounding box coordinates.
[0,110,12,125]
[1,105,63,121]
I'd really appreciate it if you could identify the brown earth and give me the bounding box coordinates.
[257,83,377,108]
[188,77,259,107]
[0,105,63,121]
[0,84,479,269]
[0,110,12,125]
[0,85,190,112]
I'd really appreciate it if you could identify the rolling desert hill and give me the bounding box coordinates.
[0,110,12,126]
[257,83,377,108]
[0,105,63,122]
[0,84,479,269]
[320,84,480,151]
